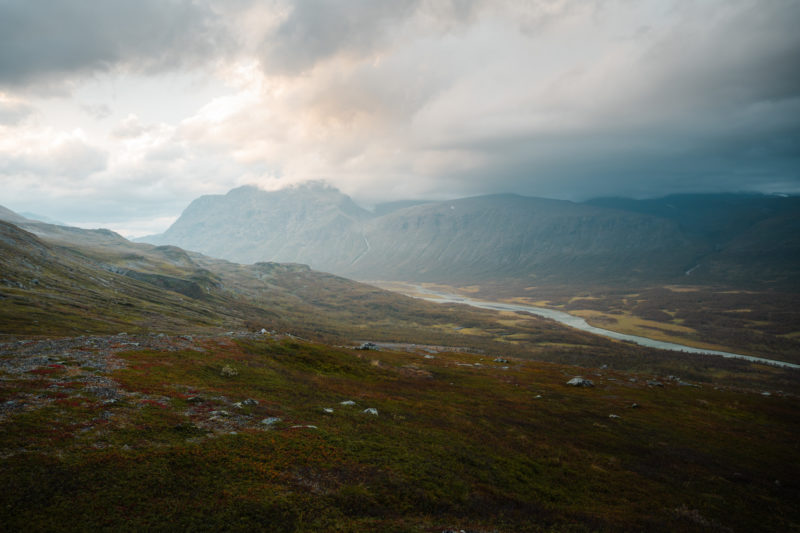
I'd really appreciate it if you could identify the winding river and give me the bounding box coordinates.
[410,286,799,370]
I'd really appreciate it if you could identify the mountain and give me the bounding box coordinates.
[0,205,31,225]
[143,186,705,284]
[587,194,800,286]
[144,185,799,287]
[351,194,693,282]
[143,183,371,267]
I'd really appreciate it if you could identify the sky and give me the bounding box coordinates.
[0,0,798,237]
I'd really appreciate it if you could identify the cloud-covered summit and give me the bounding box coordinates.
[0,0,798,235]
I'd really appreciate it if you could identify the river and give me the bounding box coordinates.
[409,286,799,370]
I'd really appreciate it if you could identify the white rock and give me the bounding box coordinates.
[340,400,356,406]
[566,377,594,387]
[363,408,378,416]
[323,408,334,413]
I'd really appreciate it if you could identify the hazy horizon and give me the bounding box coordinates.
[2,0,798,236]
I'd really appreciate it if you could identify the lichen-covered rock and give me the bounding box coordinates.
[566,377,594,387]
[220,365,238,377]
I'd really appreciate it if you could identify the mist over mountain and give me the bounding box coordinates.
[141,185,800,287]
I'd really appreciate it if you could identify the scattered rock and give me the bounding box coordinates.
[609,414,621,419]
[220,365,238,377]
[260,328,268,334]
[631,403,640,408]
[357,342,378,350]
[363,408,379,416]
[423,354,435,359]
[290,425,318,429]
[761,391,771,397]
[260,417,281,426]
[186,396,204,403]
[566,377,594,387]
[647,380,664,387]
[534,394,542,399]
[340,400,356,406]
[210,410,229,417]
[241,398,258,406]
[493,357,509,363]
[323,408,334,414]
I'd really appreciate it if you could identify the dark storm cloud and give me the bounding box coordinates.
[406,0,800,199]
[0,0,230,90]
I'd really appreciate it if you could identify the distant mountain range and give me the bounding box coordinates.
[140,184,800,287]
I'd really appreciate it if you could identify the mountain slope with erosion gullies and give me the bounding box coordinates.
[143,186,799,287]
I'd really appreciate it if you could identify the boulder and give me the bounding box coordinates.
[566,377,594,387]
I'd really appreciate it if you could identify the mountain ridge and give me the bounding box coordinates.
[141,186,799,287]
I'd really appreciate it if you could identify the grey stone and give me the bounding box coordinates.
[566,377,594,387]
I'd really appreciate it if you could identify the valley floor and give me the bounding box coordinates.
[374,281,800,366]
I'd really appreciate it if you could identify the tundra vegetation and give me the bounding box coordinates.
[0,219,798,531]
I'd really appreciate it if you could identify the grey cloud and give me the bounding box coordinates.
[0,0,231,89]
[637,0,800,112]
[260,0,421,74]
[112,116,150,138]
[0,98,33,124]
[0,138,108,179]
[81,103,112,120]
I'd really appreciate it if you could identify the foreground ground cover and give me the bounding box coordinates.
[1,332,797,532]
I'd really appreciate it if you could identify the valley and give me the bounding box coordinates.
[1,201,798,531]
[374,282,799,368]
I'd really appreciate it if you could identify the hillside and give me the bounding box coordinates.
[1,210,799,531]
[142,186,799,287]
[586,194,800,287]
[1,331,798,532]
[352,194,692,282]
